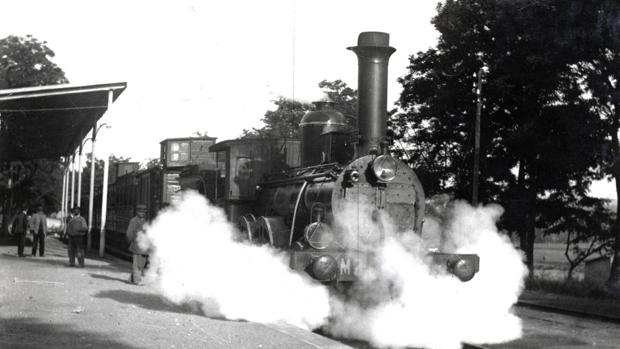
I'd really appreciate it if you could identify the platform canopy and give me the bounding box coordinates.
[0,82,127,161]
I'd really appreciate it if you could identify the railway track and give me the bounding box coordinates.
[517,300,620,324]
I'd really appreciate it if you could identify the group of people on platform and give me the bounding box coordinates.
[9,204,149,285]
[10,205,48,258]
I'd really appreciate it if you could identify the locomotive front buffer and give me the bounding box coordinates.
[289,242,480,284]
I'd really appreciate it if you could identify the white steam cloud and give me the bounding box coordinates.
[141,191,330,330]
[326,197,527,349]
[140,191,527,349]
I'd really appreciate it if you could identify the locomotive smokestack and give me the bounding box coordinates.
[348,32,395,156]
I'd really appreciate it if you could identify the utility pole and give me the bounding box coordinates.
[472,67,483,206]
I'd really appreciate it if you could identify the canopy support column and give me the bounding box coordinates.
[87,122,97,251]
[99,154,109,257]
[99,90,113,257]
[70,154,76,209]
[77,146,83,210]
[61,159,67,235]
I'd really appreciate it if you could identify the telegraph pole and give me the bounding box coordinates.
[472,67,483,206]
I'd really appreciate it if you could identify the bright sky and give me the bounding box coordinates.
[1,0,616,200]
[1,0,439,158]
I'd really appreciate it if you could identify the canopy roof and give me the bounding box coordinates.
[0,82,126,161]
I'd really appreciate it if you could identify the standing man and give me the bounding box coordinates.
[66,206,88,267]
[126,204,148,285]
[30,205,47,257]
[10,206,29,257]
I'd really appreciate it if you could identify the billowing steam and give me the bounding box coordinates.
[140,191,330,330]
[326,196,527,349]
[140,191,526,349]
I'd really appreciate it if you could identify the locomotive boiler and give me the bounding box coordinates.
[190,32,479,283]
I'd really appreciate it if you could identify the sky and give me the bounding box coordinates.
[1,0,440,158]
[1,0,616,200]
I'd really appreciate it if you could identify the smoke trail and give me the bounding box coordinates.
[139,191,330,330]
[326,198,527,349]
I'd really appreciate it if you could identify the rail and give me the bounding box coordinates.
[516,300,620,324]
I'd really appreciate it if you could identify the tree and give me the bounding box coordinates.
[540,192,615,280]
[144,158,162,170]
[395,0,614,274]
[579,49,620,288]
[0,35,69,227]
[242,80,358,139]
[318,79,358,127]
[0,35,68,88]
[527,0,620,288]
[192,130,212,137]
[242,97,311,138]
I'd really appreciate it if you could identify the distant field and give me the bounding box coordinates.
[534,242,586,280]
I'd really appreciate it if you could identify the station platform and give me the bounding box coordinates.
[1,235,618,349]
[0,236,351,349]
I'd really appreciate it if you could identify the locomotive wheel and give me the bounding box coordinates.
[253,216,288,247]
[237,214,256,242]
[252,217,271,245]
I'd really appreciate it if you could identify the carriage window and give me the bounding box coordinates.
[170,142,189,161]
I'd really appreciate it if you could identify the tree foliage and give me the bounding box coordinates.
[318,79,358,126]
[242,80,358,139]
[394,0,619,275]
[242,97,312,138]
[0,35,68,89]
[0,35,69,222]
[577,48,620,288]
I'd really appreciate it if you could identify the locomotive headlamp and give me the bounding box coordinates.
[450,259,476,282]
[310,255,338,281]
[371,155,398,182]
[304,222,334,250]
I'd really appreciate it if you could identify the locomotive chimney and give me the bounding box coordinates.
[348,32,395,156]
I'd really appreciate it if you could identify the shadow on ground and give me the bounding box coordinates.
[313,328,376,349]
[93,289,203,316]
[89,273,130,284]
[0,317,143,349]
[93,289,242,323]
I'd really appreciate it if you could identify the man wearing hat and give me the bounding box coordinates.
[66,206,88,267]
[126,204,149,285]
[10,205,29,257]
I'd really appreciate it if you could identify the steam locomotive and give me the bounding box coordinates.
[97,32,479,283]
[179,32,479,283]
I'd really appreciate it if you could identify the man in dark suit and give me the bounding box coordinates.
[30,205,48,257]
[10,206,29,257]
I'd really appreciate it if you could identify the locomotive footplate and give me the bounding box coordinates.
[289,250,357,282]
